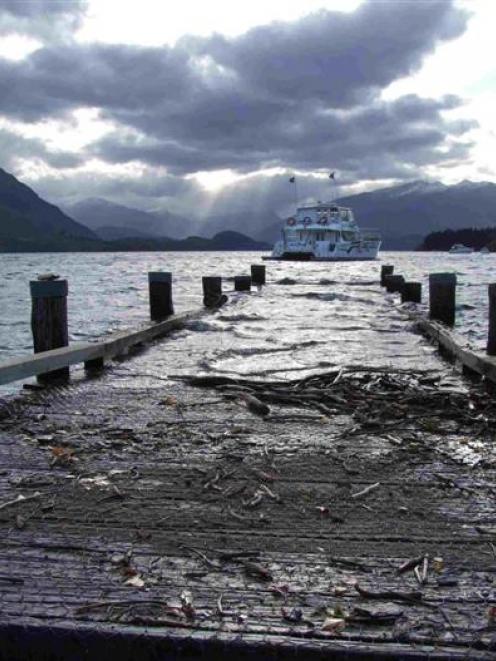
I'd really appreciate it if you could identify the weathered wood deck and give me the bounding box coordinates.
[1,292,496,659]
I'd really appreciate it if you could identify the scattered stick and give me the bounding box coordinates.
[75,599,170,614]
[237,392,270,417]
[260,484,281,502]
[397,554,425,575]
[181,545,221,570]
[351,483,380,500]
[0,492,42,511]
[216,550,261,561]
[0,576,24,584]
[241,560,273,582]
[355,583,423,603]
[329,557,368,572]
[421,554,429,584]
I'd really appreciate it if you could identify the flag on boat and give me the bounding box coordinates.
[289,176,295,183]
[329,172,335,179]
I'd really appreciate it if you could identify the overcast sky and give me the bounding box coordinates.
[0,0,494,218]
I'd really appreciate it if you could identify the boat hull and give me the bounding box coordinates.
[267,241,381,261]
[263,254,380,262]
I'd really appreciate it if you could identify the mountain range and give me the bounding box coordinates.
[65,198,197,240]
[1,166,496,251]
[331,180,496,249]
[0,168,268,251]
[0,168,97,250]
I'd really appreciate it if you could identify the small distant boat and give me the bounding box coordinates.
[266,203,381,261]
[449,244,473,254]
[480,246,490,254]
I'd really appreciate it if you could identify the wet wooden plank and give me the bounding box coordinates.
[414,316,496,382]
[0,309,202,386]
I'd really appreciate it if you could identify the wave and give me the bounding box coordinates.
[291,291,377,305]
[276,278,298,285]
[184,319,226,333]
[218,313,268,322]
[212,339,324,360]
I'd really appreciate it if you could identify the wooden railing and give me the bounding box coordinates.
[0,264,267,387]
[0,310,199,386]
[380,264,496,383]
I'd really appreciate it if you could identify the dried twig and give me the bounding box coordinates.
[0,492,42,511]
[351,482,380,499]
[355,583,423,603]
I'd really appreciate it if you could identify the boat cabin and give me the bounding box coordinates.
[284,204,358,245]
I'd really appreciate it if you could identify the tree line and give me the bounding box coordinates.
[420,227,496,251]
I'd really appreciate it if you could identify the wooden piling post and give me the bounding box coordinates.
[487,284,496,356]
[380,265,394,287]
[384,274,404,294]
[30,278,69,383]
[234,276,251,292]
[429,273,456,326]
[251,264,266,286]
[202,276,226,308]
[401,282,422,304]
[148,272,174,321]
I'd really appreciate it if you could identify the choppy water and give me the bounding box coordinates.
[0,250,494,394]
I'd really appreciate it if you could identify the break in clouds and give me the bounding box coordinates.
[0,0,476,215]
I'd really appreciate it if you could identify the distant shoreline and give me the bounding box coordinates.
[0,247,269,254]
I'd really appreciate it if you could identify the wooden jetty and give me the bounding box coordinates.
[0,262,496,659]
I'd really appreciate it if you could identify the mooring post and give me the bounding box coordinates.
[487,284,496,356]
[401,282,422,304]
[148,271,174,322]
[30,278,69,383]
[380,265,394,287]
[429,273,456,326]
[202,276,226,308]
[384,274,404,294]
[234,275,251,292]
[251,264,266,286]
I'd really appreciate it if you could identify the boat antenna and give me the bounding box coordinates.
[329,171,336,201]
[289,174,298,211]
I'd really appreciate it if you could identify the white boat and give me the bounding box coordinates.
[266,203,381,261]
[449,244,474,254]
[480,246,490,254]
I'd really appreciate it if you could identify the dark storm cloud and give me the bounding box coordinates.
[0,0,87,40]
[0,0,476,205]
[0,43,194,121]
[92,93,475,179]
[187,0,466,107]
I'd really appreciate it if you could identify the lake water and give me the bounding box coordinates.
[0,250,494,395]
